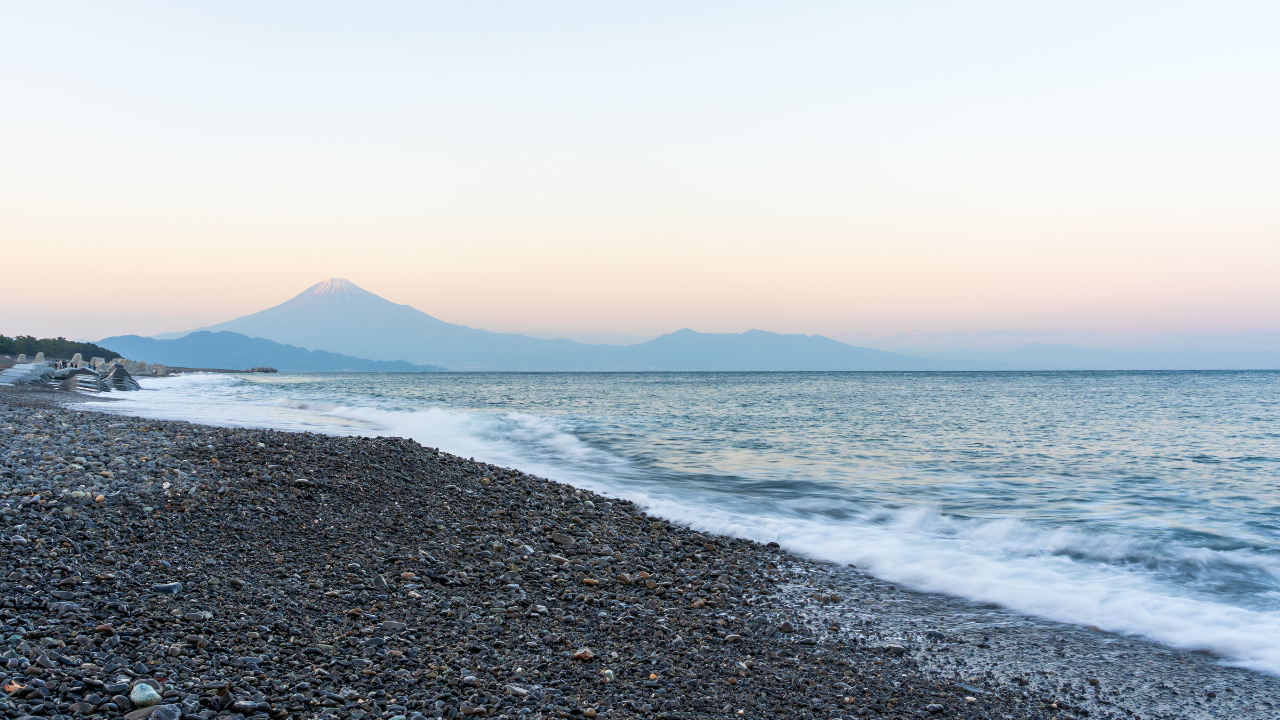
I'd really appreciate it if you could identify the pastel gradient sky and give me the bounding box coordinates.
[3,2,1278,343]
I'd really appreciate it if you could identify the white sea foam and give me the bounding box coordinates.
[85,372,1280,675]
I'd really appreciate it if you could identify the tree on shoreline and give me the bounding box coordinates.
[0,334,121,361]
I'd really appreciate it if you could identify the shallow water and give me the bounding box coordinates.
[88,371,1280,674]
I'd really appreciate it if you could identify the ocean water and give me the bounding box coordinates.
[86,371,1280,674]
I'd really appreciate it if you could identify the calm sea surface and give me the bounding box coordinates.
[91,371,1280,673]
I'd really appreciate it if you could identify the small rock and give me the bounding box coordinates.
[149,704,182,720]
[382,620,408,632]
[373,574,389,591]
[130,683,163,707]
[573,647,595,661]
[551,531,576,546]
[151,582,182,595]
[724,634,742,643]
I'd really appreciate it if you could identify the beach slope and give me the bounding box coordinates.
[1,387,1273,719]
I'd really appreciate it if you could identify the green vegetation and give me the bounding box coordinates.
[0,335,121,361]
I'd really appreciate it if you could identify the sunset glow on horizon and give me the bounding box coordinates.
[3,2,1278,344]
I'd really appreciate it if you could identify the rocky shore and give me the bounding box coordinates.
[2,386,1276,720]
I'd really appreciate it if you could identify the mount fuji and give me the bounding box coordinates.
[127,278,1011,371]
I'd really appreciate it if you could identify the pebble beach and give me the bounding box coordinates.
[2,384,1278,720]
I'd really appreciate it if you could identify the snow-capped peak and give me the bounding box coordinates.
[302,277,372,299]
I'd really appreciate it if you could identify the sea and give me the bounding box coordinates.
[86,371,1280,675]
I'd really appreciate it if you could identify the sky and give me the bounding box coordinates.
[2,2,1278,348]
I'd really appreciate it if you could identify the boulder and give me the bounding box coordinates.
[105,364,141,391]
[53,367,107,393]
[0,363,55,387]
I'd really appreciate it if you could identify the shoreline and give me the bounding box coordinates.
[2,385,1275,720]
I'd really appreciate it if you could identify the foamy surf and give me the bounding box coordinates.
[85,370,1280,675]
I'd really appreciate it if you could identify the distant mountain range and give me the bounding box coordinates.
[98,331,443,372]
[128,278,1280,372]
[141,278,1009,371]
